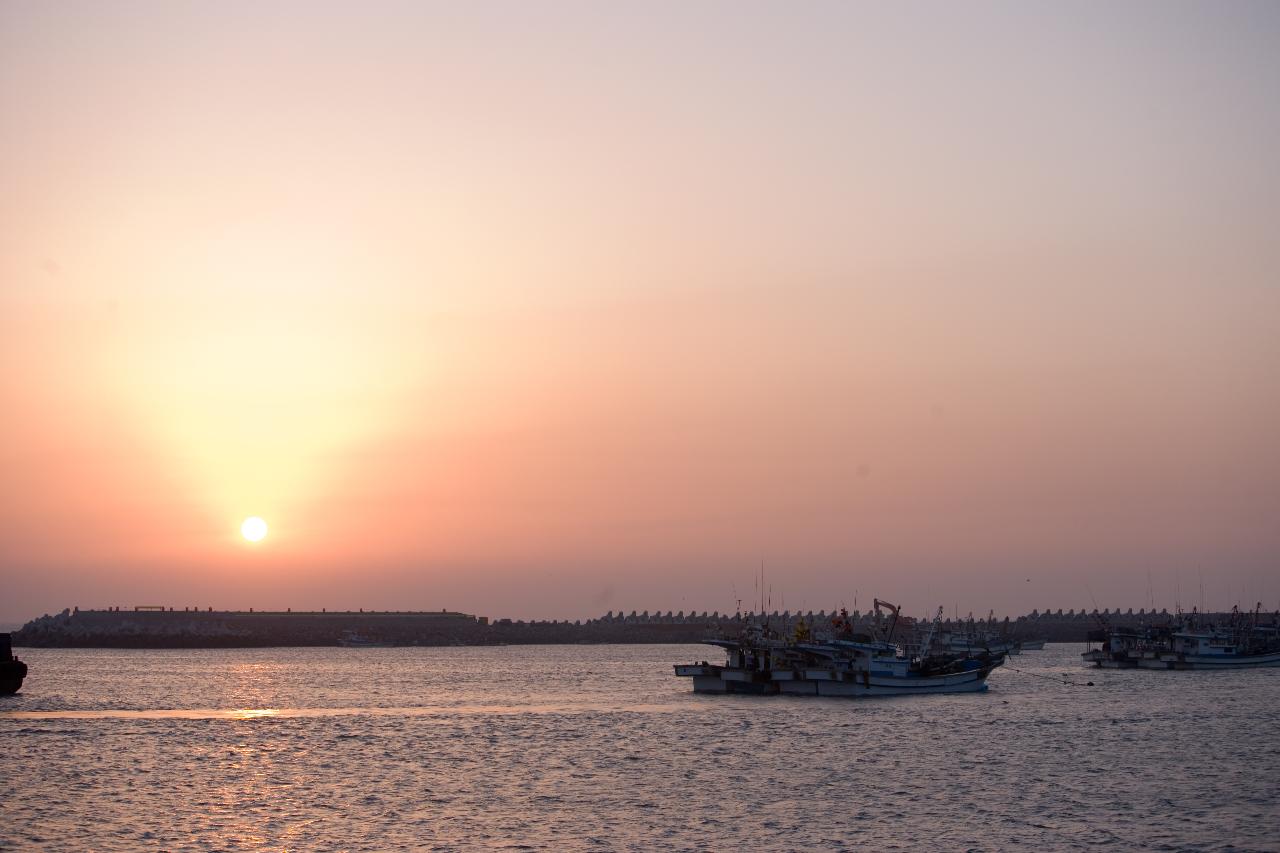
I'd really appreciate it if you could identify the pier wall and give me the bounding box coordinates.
[15,609,489,648]
[14,605,1263,648]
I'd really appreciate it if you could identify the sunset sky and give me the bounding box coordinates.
[2,1,1278,624]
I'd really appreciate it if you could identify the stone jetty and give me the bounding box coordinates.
[10,605,1220,648]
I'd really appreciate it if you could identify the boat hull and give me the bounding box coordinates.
[675,664,995,697]
[948,643,1017,656]
[1138,650,1280,670]
[1097,659,1139,668]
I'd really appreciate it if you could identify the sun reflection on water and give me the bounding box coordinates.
[230,708,280,720]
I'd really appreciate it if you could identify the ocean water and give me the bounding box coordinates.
[1,644,1277,852]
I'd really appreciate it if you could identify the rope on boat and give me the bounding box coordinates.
[1002,663,1095,687]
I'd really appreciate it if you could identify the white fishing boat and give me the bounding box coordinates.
[675,600,1004,697]
[943,633,1020,656]
[932,611,1022,656]
[675,638,1002,696]
[1133,628,1280,670]
[337,631,391,647]
[1083,606,1280,670]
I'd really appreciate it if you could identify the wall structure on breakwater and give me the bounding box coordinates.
[13,605,1260,648]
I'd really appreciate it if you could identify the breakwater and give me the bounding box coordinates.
[11,605,1238,648]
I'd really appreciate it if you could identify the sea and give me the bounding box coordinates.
[1,644,1277,852]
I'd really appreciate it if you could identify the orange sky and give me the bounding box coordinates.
[2,2,1278,623]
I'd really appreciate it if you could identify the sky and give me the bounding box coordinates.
[2,1,1278,624]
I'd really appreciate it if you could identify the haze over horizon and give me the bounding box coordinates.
[3,1,1279,625]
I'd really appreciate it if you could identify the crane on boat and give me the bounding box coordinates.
[873,598,902,643]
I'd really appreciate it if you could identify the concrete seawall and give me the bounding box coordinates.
[14,605,1255,648]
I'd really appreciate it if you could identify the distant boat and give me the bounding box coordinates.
[1140,628,1280,669]
[1083,606,1280,670]
[1017,639,1047,651]
[926,610,1023,656]
[1,633,27,694]
[941,632,1020,656]
[337,631,391,648]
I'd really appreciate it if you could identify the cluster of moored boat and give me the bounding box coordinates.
[1083,605,1280,670]
[675,600,1280,698]
[674,600,1042,697]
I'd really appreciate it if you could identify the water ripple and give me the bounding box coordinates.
[2,645,1278,851]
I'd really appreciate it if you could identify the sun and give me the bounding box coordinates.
[240,516,268,542]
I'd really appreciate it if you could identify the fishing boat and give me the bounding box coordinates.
[1081,626,1148,668]
[675,600,1005,697]
[932,611,1022,656]
[337,631,391,647]
[942,633,1020,656]
[1083,605,1280,670]
[1,633,27,695]
[1132,624,1280,669]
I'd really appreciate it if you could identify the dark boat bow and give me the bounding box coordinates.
[0,633,27,695]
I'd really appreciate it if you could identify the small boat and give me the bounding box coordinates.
[337,631,391,647]
[1017,639,1047,651]
[675,601,1004,698]
[1,633,27,695]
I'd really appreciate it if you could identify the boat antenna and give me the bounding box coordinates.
[919,605,944,659]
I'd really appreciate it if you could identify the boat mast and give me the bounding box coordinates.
[919,606,944,658]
